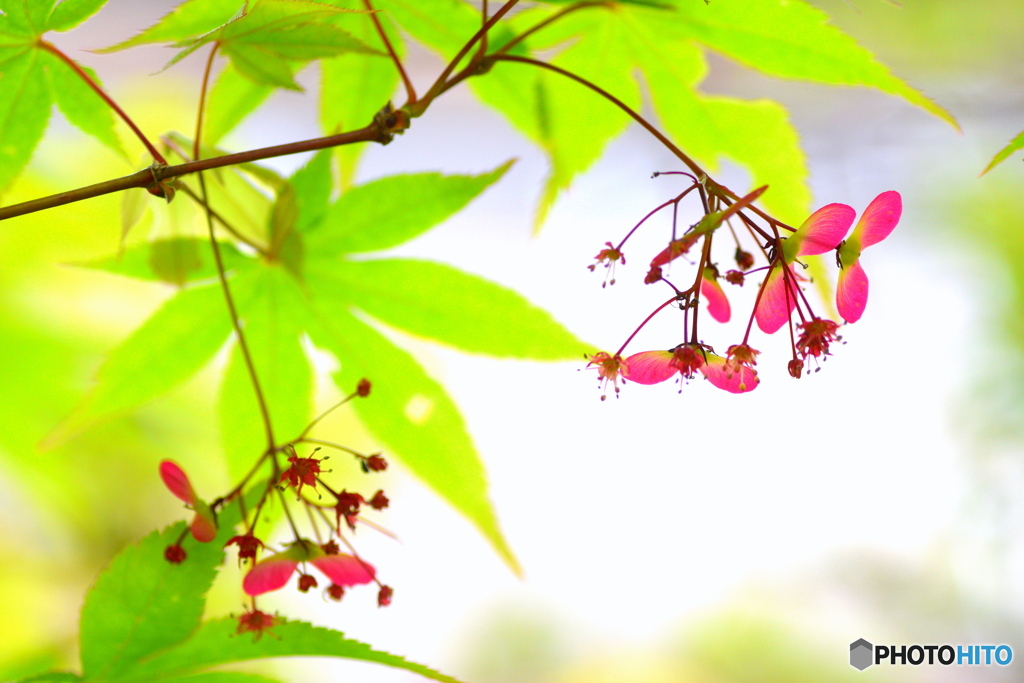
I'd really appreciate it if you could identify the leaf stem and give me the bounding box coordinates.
[478,0,489,59]
[413,0,521,114]
[176,182,267,256]
[493,1,610,55]
[489,53,706,179]
[363,0,416,103]
[37,40,167,165]
[195,43,276,451]
[614,296,679,357]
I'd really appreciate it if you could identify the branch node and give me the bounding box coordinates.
[373,102,410,146]
[147,162,177,203]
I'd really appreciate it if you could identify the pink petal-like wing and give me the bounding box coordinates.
[621,351,678,385]
[312,554,376,586]
[159,460,196,504]
[793,203,855,256]
[701,356,759,394]
[701,276,731,323]
[243,556,299,596]
[856,190,902,248]
[836,258,869,323]
[754,265,797,334]
[190,511,218,543]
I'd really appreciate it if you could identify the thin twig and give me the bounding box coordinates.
[195,43,276,451]
[38,40,167,164]
[363,0,416,103]
[177,181,267,256]
[492,1,609,55]
[413,0,521,113]
[490,54,705,178]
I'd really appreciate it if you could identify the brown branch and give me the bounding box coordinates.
[0,125,387,222]
[412,0,521,114]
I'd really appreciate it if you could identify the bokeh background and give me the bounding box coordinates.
[2,0,1024,681]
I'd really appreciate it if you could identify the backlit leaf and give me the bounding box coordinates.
[159,674,282,683]
[105,618,465,683]
[662,0,957,130]
[46,0,109,32]
[79,520,237,681]
[307,310,521,575]
[39,50,127,158]
[217,266,313,480]
[0,50,50,192]
[310,258,587,360]
[47,282,234,444]
[982,128,1024,175]
[203,60,274,145]
[305,161,513,255]
[319,5,401,186]
[98,0,241,52]
[71,238,248,286]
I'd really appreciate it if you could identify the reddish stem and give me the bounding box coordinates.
[38,40,167,165]
[363,0,417,103]
[614,296,680,357]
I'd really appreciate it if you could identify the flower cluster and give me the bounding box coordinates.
[159,380,395,638]
[587,180,901,395]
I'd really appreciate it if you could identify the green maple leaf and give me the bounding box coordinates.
[0,0,126,192]
[471,0,957,228]
[21,513,464,682]
[113,0,384,91]
[60,153,588,574]
[982,129,1024,175]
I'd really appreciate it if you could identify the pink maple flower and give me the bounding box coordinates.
[700,268,730,323]
[622,345,757,393]
[755,202,856,334]
[585,351,629,400]
[159,460,217,542]
[836,191,902,323]
[242,540,375,597]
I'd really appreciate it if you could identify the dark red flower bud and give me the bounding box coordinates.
[335,490,364,530]
[378,585,393,607]
[164,544,186,564]
[735,248,754,270]
[298,573,318,593]
[788,359,804,379]
[369,490,389,510]
[335,490,363,517]
[644,264,663,284]
[236,608,280,640]
[725,269,745,285]
[321,540,340,555]
[364,454,388,472]
[326,584,345,601]
[357,379,371,397]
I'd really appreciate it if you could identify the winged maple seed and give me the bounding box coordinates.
[586,180,902,396]
[159,380,395,626]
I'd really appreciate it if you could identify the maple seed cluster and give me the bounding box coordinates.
[586,177,902,397]
[159,380,396,639]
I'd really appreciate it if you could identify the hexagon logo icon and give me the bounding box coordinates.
[850,638,873,670]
